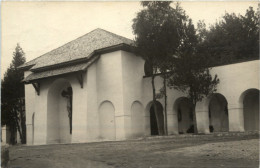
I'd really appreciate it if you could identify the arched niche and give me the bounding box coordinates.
[173,97,193,134]
[208,93,229,132]
[99,101,116,141]
[131,101,145,138]
[239,89,259,131]
[145,101,165,135]
[47,78,73,144]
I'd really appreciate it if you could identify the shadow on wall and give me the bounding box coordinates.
[240,89,259,131]
[208,93,229,132]
[145,101,164,136]
[47,78,72,144]
[174,97,193,134]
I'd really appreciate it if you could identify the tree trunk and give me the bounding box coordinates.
[13,105,23,144]
[14,114,23,143]
[19,98,26,144]
[9,124,17,145]
[192,103,198,134]
[163,76,168,135]
[21,110,26,144]
[151,75,163,135]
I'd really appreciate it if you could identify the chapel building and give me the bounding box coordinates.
[19,29,259,145]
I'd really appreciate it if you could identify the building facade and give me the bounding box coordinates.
[19,29,259,145]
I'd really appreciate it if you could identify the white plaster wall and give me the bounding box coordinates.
[196,60,259,133]
[25,53,259,145]
[47,82,60,143]
[131,101,145,138]
[143,60,259,134]
[121,51,145,138]
[24,71,36,145]
[86,62,99,141]
[33,79,49,145]
[27,73,87,145]
[96,51,125,140]
[68,73,88,143]
[47,79,73,144]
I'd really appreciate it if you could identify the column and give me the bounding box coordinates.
[228,103,244,132]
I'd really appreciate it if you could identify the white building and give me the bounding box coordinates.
[19,29,259,145]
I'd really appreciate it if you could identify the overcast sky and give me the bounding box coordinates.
[1,1,258,78]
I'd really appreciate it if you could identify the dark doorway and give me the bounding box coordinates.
[174,97,193,134]
[150,102,164,135]
[208,93,229,132]
[243,89,259,131]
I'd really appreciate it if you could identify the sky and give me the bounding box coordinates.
[1,1,258,78]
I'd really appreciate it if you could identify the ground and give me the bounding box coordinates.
[6,133,259,168]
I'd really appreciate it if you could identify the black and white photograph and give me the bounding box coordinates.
[1,1,259,167]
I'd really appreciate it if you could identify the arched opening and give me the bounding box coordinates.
[99,101,116,141]
[32,112,35,144]
[131,101,145,138]
[147,101,164,135]
[208,93,229,132]
[47,78,73,144]
[173,97,193,134]
[240,89,259,131]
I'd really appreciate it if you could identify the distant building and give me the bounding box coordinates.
[19,29,259,145]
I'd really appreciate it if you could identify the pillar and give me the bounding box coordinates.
[167,113,179,135]
[196,101,210,134]
[26,124,33,145]
[71,82,88,143]
[227,103,244,132]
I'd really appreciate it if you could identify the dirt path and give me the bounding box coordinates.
[7,134,259,168]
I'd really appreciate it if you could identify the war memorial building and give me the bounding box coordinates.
[18,29,259,145]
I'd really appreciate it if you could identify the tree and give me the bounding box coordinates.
[132,2,186,135]
[1,44,26,144]
[167,17,219,133]
[198,7,259,65]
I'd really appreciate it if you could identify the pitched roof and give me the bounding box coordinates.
[19,28,134,71]
[23,56,100,83]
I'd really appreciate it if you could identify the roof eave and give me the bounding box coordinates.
[23,69,86,84]
[17,64,35,71]
[30,43,136,73]
[23,55,100,84]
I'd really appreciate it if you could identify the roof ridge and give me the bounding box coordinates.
[97,28,133,42]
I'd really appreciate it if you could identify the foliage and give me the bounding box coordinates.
[133,2,186,74]
[167,10,220,133]
[132,2,187,135]
[168,15,219,104]
[1,44,26,144]
[197,7,259,65]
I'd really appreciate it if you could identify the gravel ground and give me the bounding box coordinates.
[167,139,259,160]
[7,134,259,168]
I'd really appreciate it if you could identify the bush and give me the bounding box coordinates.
[1,146,9,168]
